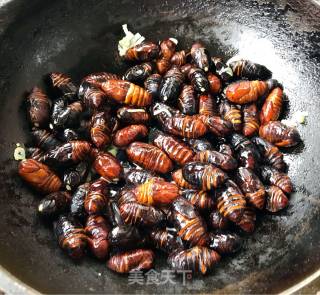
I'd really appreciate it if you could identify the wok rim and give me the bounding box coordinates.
[0,264,319,294]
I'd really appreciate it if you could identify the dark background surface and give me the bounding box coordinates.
[0,0,319,293]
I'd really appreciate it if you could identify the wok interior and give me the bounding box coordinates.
[0,0,319,293]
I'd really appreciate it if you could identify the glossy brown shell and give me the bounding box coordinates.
[190,42,211,72]
[217,180,246,223]
[260,87,283,125]
[124,41,160,62]
[168,246,220,274]
[96,79,152,107]
[160,39,176,60]
[219,100,242,132]
[124,168,158,185]
[126,142,174,174]
[85,215,110,259]
[208,233,242,254]
[50,72,77,99]
[180,189,214,211]
[150,228,184,253]
[78,84,106,110]
[177,84,197,115]
[182,162,228,191]
[172,169,197,189]
[194,150,238,171]
[38,191,71,218]
[83,72,120,84]
[171,197,208,246]
[117,107,150,125]
[119,202,165,227]
[92,152,122,182]
[199,94,218,116]
[90,111,113,148]
[265,185,289,212]
[164,114,207,138]
[171,50,187,67]
[236,207,256,233]
[252,137,286,171]
[207,73,222,94]
[208,211,230,230]
[134,178,179,206]
[19,159,62,194]
[156,57,171,75]
[259,121,300,147]
[107,249,154,273]
[123,62,153,82]
[54,215,88,260]
[113,125,148,147]
[235,167,266,210]
[260,166,293,194]
[199,115,233,137]
[229,60,272,80]
[243,103,260,137]
[43,141,91,165]
[225,80,268,104]
[151,130,195,165]
[84,178,109,215]
[159,66,184,104]
[27,87,51,128]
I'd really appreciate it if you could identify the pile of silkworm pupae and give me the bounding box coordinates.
[17,34,301,275]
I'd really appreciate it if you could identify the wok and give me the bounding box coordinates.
[0,0,319,293]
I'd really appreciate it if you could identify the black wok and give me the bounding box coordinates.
[0,0,319,293]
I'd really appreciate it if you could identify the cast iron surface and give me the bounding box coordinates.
[0,0,319,293]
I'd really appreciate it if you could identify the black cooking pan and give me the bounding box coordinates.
[0,0,319,293]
